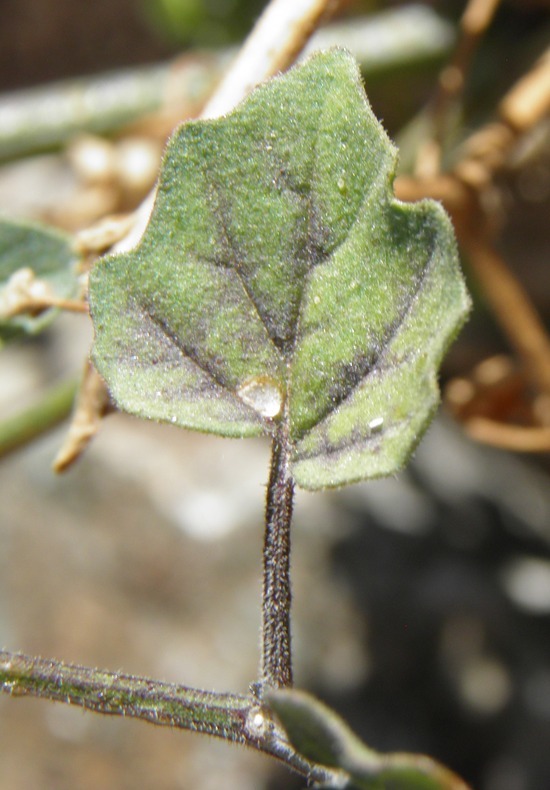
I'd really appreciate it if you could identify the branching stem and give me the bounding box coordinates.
[0,651,336,784]
[261,415,295,690]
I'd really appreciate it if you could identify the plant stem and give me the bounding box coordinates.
[262,416,295,690]
[0,650,338,784]
[415,0,502,177]
[0,651,251,740]
[114,0,335,255]
[201,0,337,119]
[0,378,78,460]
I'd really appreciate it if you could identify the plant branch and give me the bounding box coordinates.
[0,651,337,784]
[461,235,550,398]
[463,418,550,452]
[201,0,337,119]
[114,0,336,255]
[435,0,502,117]
[416,0,502,177]
[0,651,250,739]
[0,378,78,459]
[261,415,295,691]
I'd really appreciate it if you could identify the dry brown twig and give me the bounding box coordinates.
[398,17,550,453]
[0,267,88,319]
[415,0,503,178]
[53,361,112,472]
[201,0,338,120]
[445,355,550,451]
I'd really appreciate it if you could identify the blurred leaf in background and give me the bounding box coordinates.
[140,0,269,46]
[0,217,82,344]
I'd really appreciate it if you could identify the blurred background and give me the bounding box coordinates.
[1,1,550,788]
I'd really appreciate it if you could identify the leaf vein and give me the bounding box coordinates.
[206,173,285,356]
[134,297,241,401]
[300,227,437,443]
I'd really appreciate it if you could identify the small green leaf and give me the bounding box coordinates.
[0,216,81,343]
[268,686,374,770]
[267,689,471,790]
[89,49,469,489]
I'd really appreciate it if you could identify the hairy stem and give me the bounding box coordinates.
[262,417,295,690]
[0,651,337,783]
[0,651,251,740]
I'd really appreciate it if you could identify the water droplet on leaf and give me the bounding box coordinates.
[237,376,283,419]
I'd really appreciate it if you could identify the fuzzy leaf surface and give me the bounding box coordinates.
[90,50,469,489]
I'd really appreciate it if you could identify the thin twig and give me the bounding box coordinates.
[437,0,502,110]
[399,41,550,398]
[460,236,550,398]
[409,47,550,199]
[202,0,337,119]
[499,47,550,132]
[53,362,111,472]
[463,418,550,452]
[416,0,502,177]
[397,41,550,452]
[397,168,550,406]
[115,0,336,254]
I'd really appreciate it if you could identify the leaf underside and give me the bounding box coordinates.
[89,49,469,490]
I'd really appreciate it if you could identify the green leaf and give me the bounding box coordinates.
[0,216,81,343]
[89,49,469,489]
[267,689,471,790]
